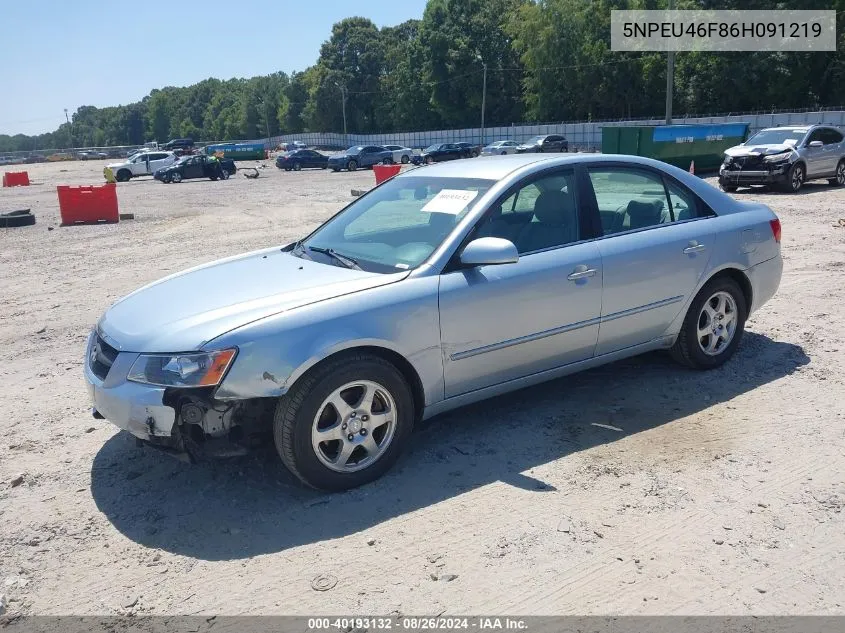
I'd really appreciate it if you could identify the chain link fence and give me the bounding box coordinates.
[3,107,844,165]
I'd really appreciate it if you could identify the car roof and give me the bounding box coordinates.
[396,153,698,181]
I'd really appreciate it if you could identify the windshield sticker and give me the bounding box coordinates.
[421,189,479,215]
[783,139,798,146]
[395,263,410,269]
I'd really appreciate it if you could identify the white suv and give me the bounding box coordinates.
[107,151,178,182]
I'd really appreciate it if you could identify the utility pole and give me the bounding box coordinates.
[665,0,674,125]
[260,99,271,144]
[481,62,488,146]
[334,81,348,143]
[64,108,73,148]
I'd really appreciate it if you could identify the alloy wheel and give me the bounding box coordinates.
[697,291,738,356]
[311,380,398,473]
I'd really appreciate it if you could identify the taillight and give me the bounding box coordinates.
[769,218,782,243]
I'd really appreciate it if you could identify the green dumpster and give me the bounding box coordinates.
[601,123,749,172]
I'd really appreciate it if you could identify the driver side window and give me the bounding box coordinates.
[475,170,580,254]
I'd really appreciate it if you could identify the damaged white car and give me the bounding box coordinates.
[718,125,845,193]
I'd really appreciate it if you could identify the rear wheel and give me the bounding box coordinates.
[273,353,415,491]
[347,160,358,172]
[829,160,845,187]
[719,182,737,193]
[382,158,393,165]
[401,155,410,164]
[293,162,302,171]
[670,277,747,370]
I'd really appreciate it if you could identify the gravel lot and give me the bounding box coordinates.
[1,158,843,616]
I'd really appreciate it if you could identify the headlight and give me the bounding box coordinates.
[763,152,791,163]
[127,349,236,387]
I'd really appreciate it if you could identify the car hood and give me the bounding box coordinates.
[724,142,798,158]
[98,247,408,352]
[106,161,129,169]
[517,143,539,150]
[328,153,356,161]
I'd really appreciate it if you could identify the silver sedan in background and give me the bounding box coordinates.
[481,140,520,156]
[84,154,782,490]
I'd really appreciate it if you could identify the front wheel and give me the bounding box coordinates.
[273,353,415,491]
[116,169,131,182]
[719,182,738,193]
[670,277,747,370]
[347,160,358,172]
[221,169,230,180]
[782,162,804,193]
[170,172,182,183]
[381,158,393,165]
[425,156,433,165]
[829,160,845,187]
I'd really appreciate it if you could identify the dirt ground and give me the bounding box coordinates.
[1,158,843,617]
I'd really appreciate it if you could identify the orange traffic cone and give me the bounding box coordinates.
[689,160,695,174]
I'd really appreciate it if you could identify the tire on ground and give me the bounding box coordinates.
[273,352,415,491]
[670,275,747,370]
[0,210,36,228]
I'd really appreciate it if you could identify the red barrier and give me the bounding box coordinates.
[373,164,401,185]
[57,184,119,225]
[2,171,30,187]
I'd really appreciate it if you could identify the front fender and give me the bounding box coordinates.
[211,276,444,406]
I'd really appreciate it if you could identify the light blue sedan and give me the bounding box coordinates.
[85,154,782,490]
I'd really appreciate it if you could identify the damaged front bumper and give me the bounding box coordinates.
[719,158,791,186]
[83,331,267,462]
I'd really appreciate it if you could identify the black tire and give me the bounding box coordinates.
[781,162,804,193]
[285,167,291,172]
[425,156,433,165]
[501,151,507,156]
[293,162,302,171]
[332,167,340,172]
[0,210,35,228]
[382,158,393,165]
[116,169,131,182]
[670,276,747,370]
[719,182,738,193]
[221,169,230,179]
[273,353,415,491]
[171,172,182,183]
[347,160,358,172]
[401,155,410,164]
[828,160,845,187]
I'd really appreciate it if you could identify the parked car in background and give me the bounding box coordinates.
[107,151,178,182]
[420,143,464,164]
[517,134,569,153]
[154,154,236,183]
[163,138,195,151]
[456,142,481,158]
[328,146,394,172]
[84,153,782,490]
[718,125,845,193]
[276,149,329,171]
[383,144,414,164]
[481,140,520,156]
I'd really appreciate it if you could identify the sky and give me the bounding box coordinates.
[0,0,426,136]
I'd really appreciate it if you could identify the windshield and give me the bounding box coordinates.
[524,136,545,144]
[745,129,808,146]
[345,146,364,155]
[299,175,494,273]
[424,144,440,152]
[176,155,193,164]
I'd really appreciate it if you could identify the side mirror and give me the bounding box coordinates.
[459,237,519,267]
[808,140,823,148]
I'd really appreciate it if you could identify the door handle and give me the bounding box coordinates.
[567,266,597,281]
[683,241,706,254]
